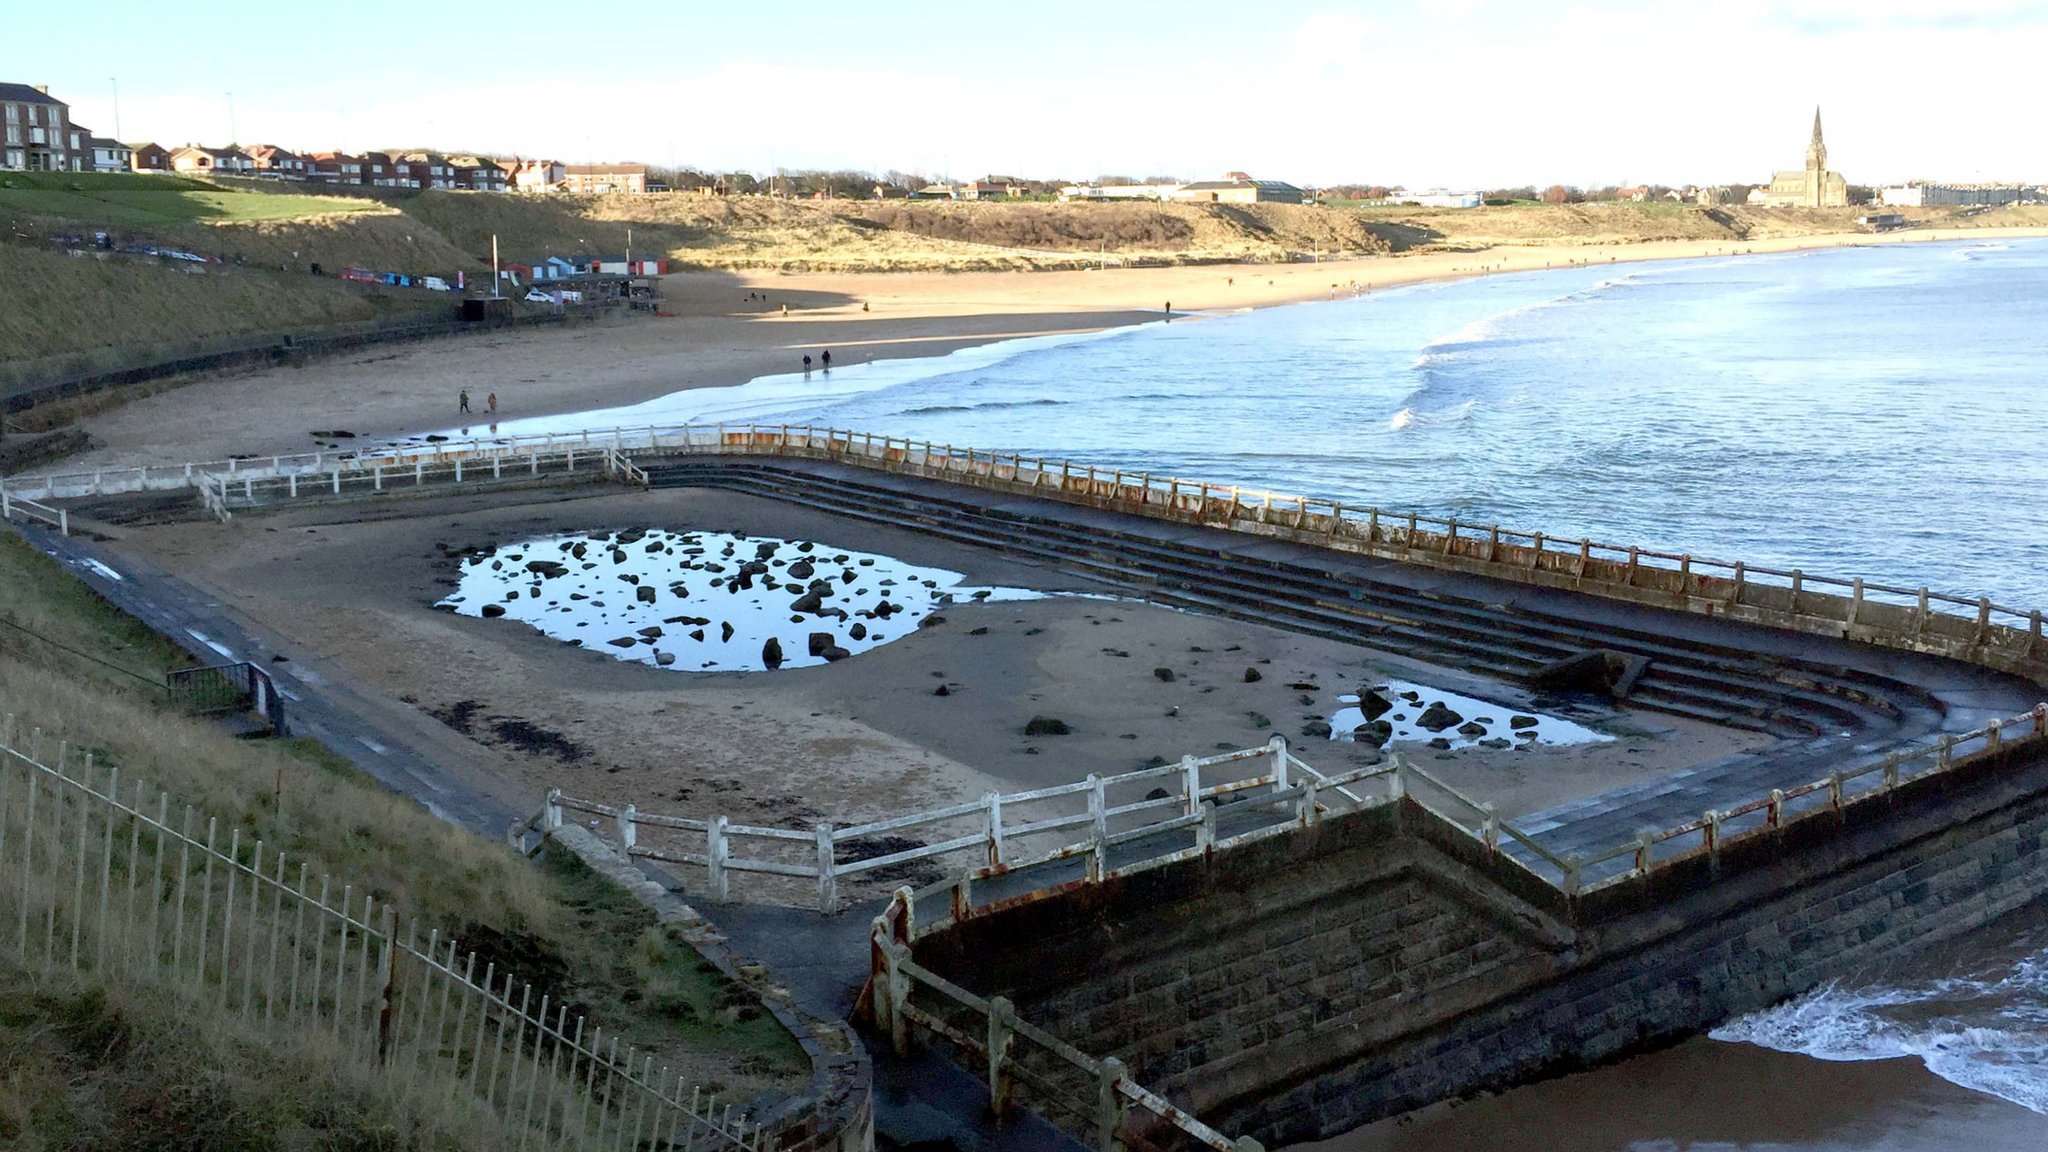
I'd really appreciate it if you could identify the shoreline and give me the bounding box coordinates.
[37,225,2048,473]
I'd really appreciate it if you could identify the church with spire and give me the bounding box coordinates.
[1761,108,1849,207]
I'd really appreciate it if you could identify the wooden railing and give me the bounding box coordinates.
[867,891,1263,1152]
[535,738,1394,915]
[6,423,2041,682]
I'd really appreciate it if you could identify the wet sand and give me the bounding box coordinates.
[45,225,2048,478]
[107,485,1759,858]
[1319,1036,2048,1151]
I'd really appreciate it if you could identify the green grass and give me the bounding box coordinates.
[0,171,381,230]
[0,530,807,1136]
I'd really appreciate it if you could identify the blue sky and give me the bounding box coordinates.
[19,0,2048,187]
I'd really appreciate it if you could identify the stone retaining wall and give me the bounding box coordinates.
[911,742,2048,1146]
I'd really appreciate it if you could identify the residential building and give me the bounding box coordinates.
[447,154,507,192]
[1,82,76,171]
[560,163,647,194]
[361,151,409,187]
[88,136,132,172]
[129,142,171,173]
[871,183,911,199]
[1760,107,1848,208]
[511,158,565,192]
[170,145,255,176]
[912,183,958,199]
[400,151,454,189]
[245,144,310,179]
[1880,183,2040,208]
[1168,175,1306,205]
[307,151,364,184]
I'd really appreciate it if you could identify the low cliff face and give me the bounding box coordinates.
[912,742,2048,1146]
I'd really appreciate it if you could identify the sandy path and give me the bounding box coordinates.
[41,224,2048,476]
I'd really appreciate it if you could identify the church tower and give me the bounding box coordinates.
[1806,106,1827,175]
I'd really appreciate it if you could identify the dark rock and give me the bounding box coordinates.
[1530,648,1651,700]
[933,685,951,697]
[969,626,989,636]
[917,614,946,629]
[608,637,638,649]
[638,626,663,639]
[808,631,837,657]
[1457,721,1487,738]
[849,623,868,641]
[480,603,506,618]
[1426,737,1453,750]
[721,621,735,643]
[1416,702,1464,732]
[1248,711,1271,729]
[1024,716,1072,736]
[761,637,784,669]
[1355,689,1395,722]
[1353,720,1393,747]
[1302,719,1334,738]
[655,652,676,667]
[1479,737,1512,750]
[1286,682,1319,692]
[1510,715,1540,730]
[635,585,658,605]
[1298,693,1316,706]
[822,646,852,662]
[787,560,815,580]
[690,629,705,641]
[1243,668,1263,683]
[1154,667,1176,682]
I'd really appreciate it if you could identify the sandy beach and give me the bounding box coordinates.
[36,224,2048,476]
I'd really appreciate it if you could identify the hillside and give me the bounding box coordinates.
[0,530,804,1144]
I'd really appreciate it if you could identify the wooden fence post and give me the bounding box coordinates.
[987,995,1017,1118]
[816,824,837,913]
[1181,756,1201,817]
[708,816,729,902]
[984,793,1004,868]
[1097,1056,1126,1152]
[618,804,636,853]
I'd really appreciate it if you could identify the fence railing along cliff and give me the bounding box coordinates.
[8,423,2041,681]
[0,713,762,1152]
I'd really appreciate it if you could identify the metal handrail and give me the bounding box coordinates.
[7,423,2042,644]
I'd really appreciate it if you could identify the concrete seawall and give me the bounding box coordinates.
[909,737,2048,1146]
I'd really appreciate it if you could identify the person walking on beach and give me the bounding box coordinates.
[821,349,832,371]
[487,391,498,415]
[802,354,813,374]
[458,389,470,414]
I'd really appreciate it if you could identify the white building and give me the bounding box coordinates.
[1393,189,1482,208]
[1058,183,1180,202]
[1880,183,2040,208]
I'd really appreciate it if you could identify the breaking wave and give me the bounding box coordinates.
[1712,951,2048,1115]
[898,397,1068,416]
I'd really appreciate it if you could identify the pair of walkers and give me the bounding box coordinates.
[457,390,498,415]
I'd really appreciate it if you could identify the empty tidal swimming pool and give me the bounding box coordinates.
[438,528,1049,671]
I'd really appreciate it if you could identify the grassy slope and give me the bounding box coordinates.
[0,531,804,1145]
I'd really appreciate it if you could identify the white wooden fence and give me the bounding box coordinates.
[5,422,2040,672]
[0,486,69,535]
[538,737,1398,915]
[0,712,763,1152]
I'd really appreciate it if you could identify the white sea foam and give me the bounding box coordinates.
[1712,955,2048,1115]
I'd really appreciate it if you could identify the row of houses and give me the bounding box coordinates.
[1055,174,1308,205]
[2,80,650,193]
